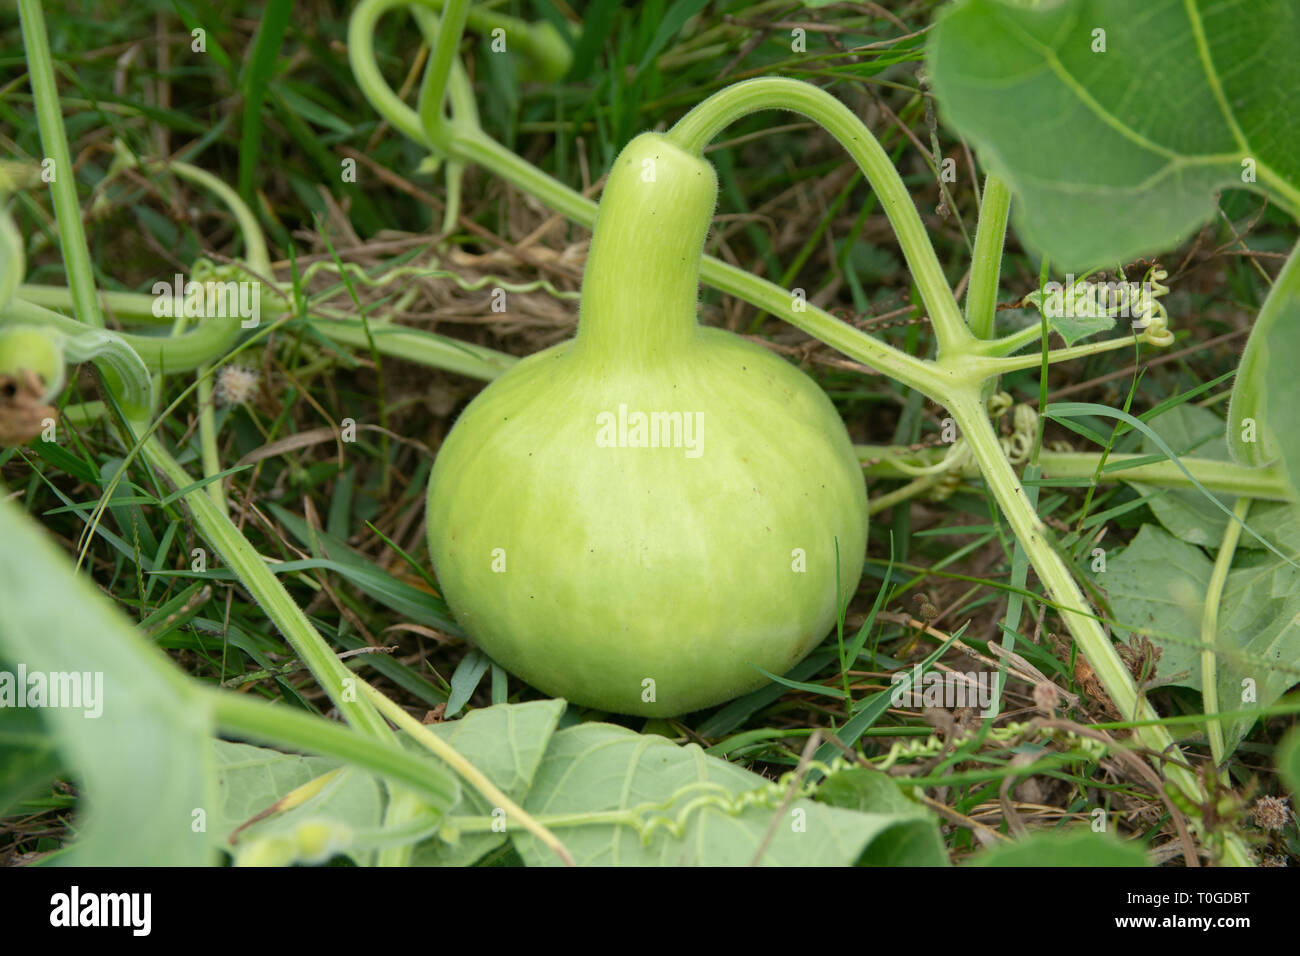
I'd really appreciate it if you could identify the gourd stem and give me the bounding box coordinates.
[975,322,1046,357]
[445,132,946,391]
[414,1,470,147]
[349,0,431,143]
[348,0,569,147]
[966,174,1011,339]
[156,160,272,277]
[430,132,945,386]
[667,78,971,360]
[968,330,1166,375]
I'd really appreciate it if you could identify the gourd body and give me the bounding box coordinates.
[427,133,868,715]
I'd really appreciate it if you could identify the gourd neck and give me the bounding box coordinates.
[573,132,718,366]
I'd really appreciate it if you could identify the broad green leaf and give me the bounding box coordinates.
[201,701,948,866]
[0,497,214,864]
[928,0,1300,271]
[1107,524,1300,751]
[967,829,1150,866]
[211,701,566,867]
[511,721,945,866]
[413,699,567,866]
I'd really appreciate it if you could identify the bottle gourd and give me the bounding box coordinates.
[427,132,868,715]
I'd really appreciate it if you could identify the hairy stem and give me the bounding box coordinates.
[966,174,1011,339]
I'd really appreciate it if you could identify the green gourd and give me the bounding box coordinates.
[426,132,868,715]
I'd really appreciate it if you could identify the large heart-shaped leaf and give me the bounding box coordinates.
[928,0,1300,270]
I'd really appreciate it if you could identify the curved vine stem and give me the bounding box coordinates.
[143,434,393,738]
[667,78,971,360]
